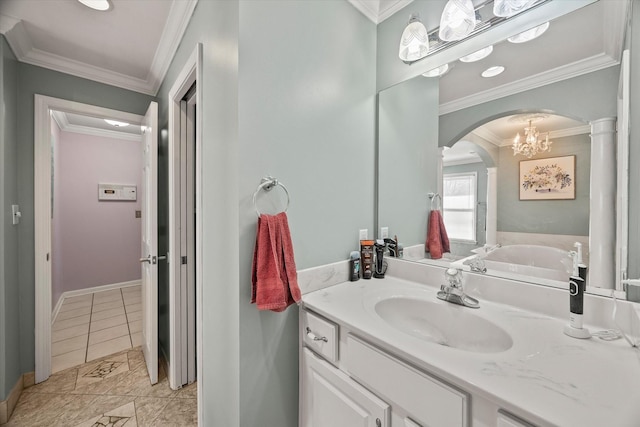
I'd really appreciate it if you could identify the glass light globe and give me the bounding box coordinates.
[422,64,450,78]
[398,14,429,62]
[493,0,536,18]
[508,22,550,43]
[439,0,476,42]
[459,46,493,63]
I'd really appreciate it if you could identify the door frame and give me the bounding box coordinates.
[34,94,144,383]
[167,43,203,399]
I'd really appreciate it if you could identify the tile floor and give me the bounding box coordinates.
[5,347,197,426]
[52,285,143,373]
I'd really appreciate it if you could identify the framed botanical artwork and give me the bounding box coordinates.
[519,155,575,200]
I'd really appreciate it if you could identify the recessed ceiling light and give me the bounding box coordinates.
[508,22,550,44]
[105,119,129,127]
[481,66,505,78]
[77,0,111,11]
[422,64,450,78]
[459,46,494,63]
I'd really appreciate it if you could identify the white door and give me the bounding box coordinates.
[140,101,159,384]
[301,348,390,427]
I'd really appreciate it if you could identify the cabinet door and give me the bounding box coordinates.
[301,348,390,427]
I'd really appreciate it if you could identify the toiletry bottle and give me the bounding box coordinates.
[349,251,361,282]
[360,240,374,279]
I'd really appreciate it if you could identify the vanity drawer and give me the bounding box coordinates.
[302,310,338,363]
[345,334,469,427]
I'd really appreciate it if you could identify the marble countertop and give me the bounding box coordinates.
[302,276,640,427]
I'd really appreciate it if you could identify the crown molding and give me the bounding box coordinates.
[348,0,413,24]
[440,52,619,115]
[378,0,414,23]
[146,0,198,94]
[52,111,141,142]
[0,0,197,96]
[471,127,502,147]
[443,156,484,167]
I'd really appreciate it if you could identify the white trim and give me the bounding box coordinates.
[347,0,414,24]
[2,1,197,95]
[51,280,141,323]
[443,157,484,167]
[471,127,502,147]
[167,44,202,418]
[378,0,415,23]
[440,53,619,115]
[34,94,143,384]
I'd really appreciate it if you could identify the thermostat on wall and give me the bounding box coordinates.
[98,184,137,201]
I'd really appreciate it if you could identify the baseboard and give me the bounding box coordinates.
[52,279,142,323]
[0,371,33,425]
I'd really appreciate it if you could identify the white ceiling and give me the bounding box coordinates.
[0,0,197,95]
[52,110,142,141]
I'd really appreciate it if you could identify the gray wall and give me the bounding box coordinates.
[497,134,591,236]
[378,76,439,248]
[443,161,487,255]
[12,63,154,390]
[0,35,20,401]
[237,1,375,424]
[155,1,376,425]
[439,66,620,147]
[155,0,240,424]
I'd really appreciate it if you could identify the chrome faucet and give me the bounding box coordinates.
[437,268,480,308]
[464,256,487,273]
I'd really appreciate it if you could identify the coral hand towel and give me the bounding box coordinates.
[426,210,450,260]
[251,212,301,312]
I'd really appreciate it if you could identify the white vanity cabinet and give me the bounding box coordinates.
[300,308,472,427]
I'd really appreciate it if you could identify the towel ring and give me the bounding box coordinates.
[428,192,442,211]
[253,176,290,217]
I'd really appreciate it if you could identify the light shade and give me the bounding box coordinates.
[77,0,111,11]
[439,0,476,42]
[508,22,550,43]
[493,0,536,17]
[459,46,494,62]
[422,64,450,78]
[399,14,429,62]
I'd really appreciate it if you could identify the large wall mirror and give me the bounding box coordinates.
[377,0,631,295]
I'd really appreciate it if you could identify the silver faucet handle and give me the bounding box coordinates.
[444,268,463,289]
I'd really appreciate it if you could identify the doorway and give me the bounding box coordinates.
[167,44,202,393]
[34,95,158,386]
[49,109,144,373]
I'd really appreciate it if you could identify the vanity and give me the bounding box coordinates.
[298,260,640,427]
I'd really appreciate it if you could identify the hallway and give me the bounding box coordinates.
[5,347,197,426]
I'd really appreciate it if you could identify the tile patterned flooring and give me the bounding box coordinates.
[5,347,197,426]
[53,286,143,373]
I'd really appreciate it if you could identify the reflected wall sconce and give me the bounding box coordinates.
[493,0,536,17]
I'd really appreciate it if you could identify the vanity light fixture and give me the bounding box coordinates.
[481,65,504,77]
[439,0,477,42]
[507,22,550,43]
[104,119,130,127]
[493,0,536,17]
[398,14,430,62]
[459,45,494,62]
[512,119,552,158]
[77,0,111,11]
[422,64,450,78]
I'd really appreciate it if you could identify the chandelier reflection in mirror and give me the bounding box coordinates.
[512,119,552,158]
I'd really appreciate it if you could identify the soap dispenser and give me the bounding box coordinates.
[563,250,591,339]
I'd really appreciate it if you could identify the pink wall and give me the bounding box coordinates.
[52,130,142,301]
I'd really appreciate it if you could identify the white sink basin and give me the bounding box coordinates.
[374,297,513,353]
